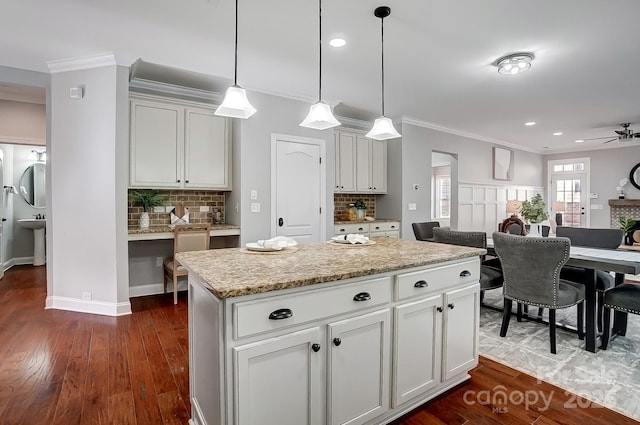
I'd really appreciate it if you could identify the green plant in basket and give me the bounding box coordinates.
[354,199,367,210]
[129,190,167,212]
[519,194,549,223]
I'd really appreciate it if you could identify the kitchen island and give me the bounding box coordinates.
[178,238,485,425]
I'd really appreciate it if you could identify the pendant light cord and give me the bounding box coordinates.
[380,15,385,116]
[234,0,239,86]
[318,0,323,102]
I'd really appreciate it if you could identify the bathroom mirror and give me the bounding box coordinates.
[19,163,46,208]
[630,162,640,190]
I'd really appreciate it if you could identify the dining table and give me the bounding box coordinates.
[486,237,640,353]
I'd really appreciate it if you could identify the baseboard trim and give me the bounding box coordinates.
[129,281,188,298]
[45,296,131,316]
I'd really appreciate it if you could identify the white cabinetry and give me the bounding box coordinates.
[129,95,231,189]
[334,221,400,238]
[392,259,479,407]
[335,129,386,194]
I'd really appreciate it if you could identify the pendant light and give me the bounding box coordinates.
[366,6,401,140]
[300,0,341,130]
[215,0,256,119]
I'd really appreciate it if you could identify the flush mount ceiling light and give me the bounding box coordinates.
[524,121,536,126]
[366,6,401,141]
[215,0,256,119]
[300,0,341,130]
[495,52,534,75]
[329,38,346,48]
[553,132,563,136]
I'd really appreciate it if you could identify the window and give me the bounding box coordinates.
[434,175,451,219]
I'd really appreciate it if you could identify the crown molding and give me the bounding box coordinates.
[401,116,542,154]
[248,85,340,108]
[129,79,223,104]
[334,116,373,131]
[47,53,117,73]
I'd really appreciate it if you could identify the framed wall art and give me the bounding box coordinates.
[493,146,514,181]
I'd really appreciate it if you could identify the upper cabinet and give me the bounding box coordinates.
[129,94,231,190]
[335,129,387,194]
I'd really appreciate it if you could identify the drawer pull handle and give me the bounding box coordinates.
[448,303,455,309]
[459,270,471,277]
[353,292,371,302]
[312,343,321,352]
[437,306,443,313]
[375,226,380,230]
[333,338,342,346]
[414,280,428,288]
[358,227,364,231]
[391,225,396,229]
[268,308,293,320]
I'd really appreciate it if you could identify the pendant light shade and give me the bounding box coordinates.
[300,0,340,130]
[367,6,400,141]
[216,85,256,119]
[215,0,256,119]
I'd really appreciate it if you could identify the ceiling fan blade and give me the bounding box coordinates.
[582,136,618,141]
[602,138,618,144]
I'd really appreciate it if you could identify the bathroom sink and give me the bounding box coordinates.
[18,218,47,229]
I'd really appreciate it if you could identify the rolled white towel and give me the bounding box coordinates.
[346,234,369,244]
[258,238,289,249]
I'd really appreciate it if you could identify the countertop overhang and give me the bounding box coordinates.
[177,238,485,299]
[127,224,240,241]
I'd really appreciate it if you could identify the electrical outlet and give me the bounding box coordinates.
[156,257,163,267]
[82,291,92,300]
[250,189,258,200]
[153,206,165,213]
[408,203,417,211]
[199,206,210,212]
[251,203,261,213]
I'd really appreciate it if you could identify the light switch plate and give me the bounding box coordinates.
[200,206,210,212]
[589,193,598,199]
[408,203,417,211]
[251,203,261,213]
[250,190,258,200]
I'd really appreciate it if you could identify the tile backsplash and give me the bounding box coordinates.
[334,194,376,221]
[128,189,225,228]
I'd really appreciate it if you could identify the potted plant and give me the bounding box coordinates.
[619,216,636,245]
[353,199,367,220]
[519,194,549,237]
[129,190,167,229]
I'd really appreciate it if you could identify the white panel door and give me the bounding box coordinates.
[275,138,322,242]
[393,295,442,407]
[328,309,390,425]
[129,100,182,187]
[184,107,229,189]
[235,328,322,425]
[551,174,587,227]
[0,156,3,279]
[442,284,479,381]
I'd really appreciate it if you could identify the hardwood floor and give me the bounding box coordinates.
[1,265,638,425]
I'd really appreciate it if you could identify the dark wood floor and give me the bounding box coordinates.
[1,265,638,425]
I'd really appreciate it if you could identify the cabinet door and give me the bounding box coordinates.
[235,328,322,425]
[335,131,356,192]
[184,107,230,189]
[356,135,371,192]
[393,295,442,407]
[370,139,387,193]
[328,309,390,425]
[442,284,479,381]
[129,100,182,187]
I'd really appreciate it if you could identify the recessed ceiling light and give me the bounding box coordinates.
[525,121,536,126]
[574,139,585,143]
[553,132,563,136]
[329,38,346,48]
[495,52,535,75]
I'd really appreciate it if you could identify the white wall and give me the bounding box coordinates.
[544,144,640,228]
[47,61,130,315]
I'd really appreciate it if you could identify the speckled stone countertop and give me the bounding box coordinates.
[334,218,399,224]
[176,238,485,299]
[128,224,240,234]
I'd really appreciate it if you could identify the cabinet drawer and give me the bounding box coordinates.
[370,231,399,239]
[334,223,369,235]
[395,259,479,301]
[370,222,399,232]
[234,277,391,339]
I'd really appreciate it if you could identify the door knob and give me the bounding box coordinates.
[333,338,342,346]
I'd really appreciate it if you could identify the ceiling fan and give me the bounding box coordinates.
[583,123,640,144]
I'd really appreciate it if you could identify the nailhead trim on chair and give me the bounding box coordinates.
[603,303,640,315]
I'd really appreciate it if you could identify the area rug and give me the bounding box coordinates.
[480,289,640,420]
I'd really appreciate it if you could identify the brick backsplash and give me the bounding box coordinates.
[128,189,225,228]
[334,194,376,221]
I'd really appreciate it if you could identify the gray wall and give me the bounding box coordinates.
[235,91,335,245]
[381,122,544,237]
[544,144,640,228]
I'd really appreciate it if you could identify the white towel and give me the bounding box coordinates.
[346,234,369,244]
[257,238,289,249]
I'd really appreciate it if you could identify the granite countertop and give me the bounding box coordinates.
[334,218,399,224]
[128,223,240,234]
[176,238,485,299]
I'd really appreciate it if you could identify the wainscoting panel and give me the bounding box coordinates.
[458,183,544,235]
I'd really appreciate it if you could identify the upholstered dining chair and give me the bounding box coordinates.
[601,283,640,349]
[412,221,440,241]
[163,223,211,304]
[492,232,585,354]
[432,227,503,304]
[555,226,623,331]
